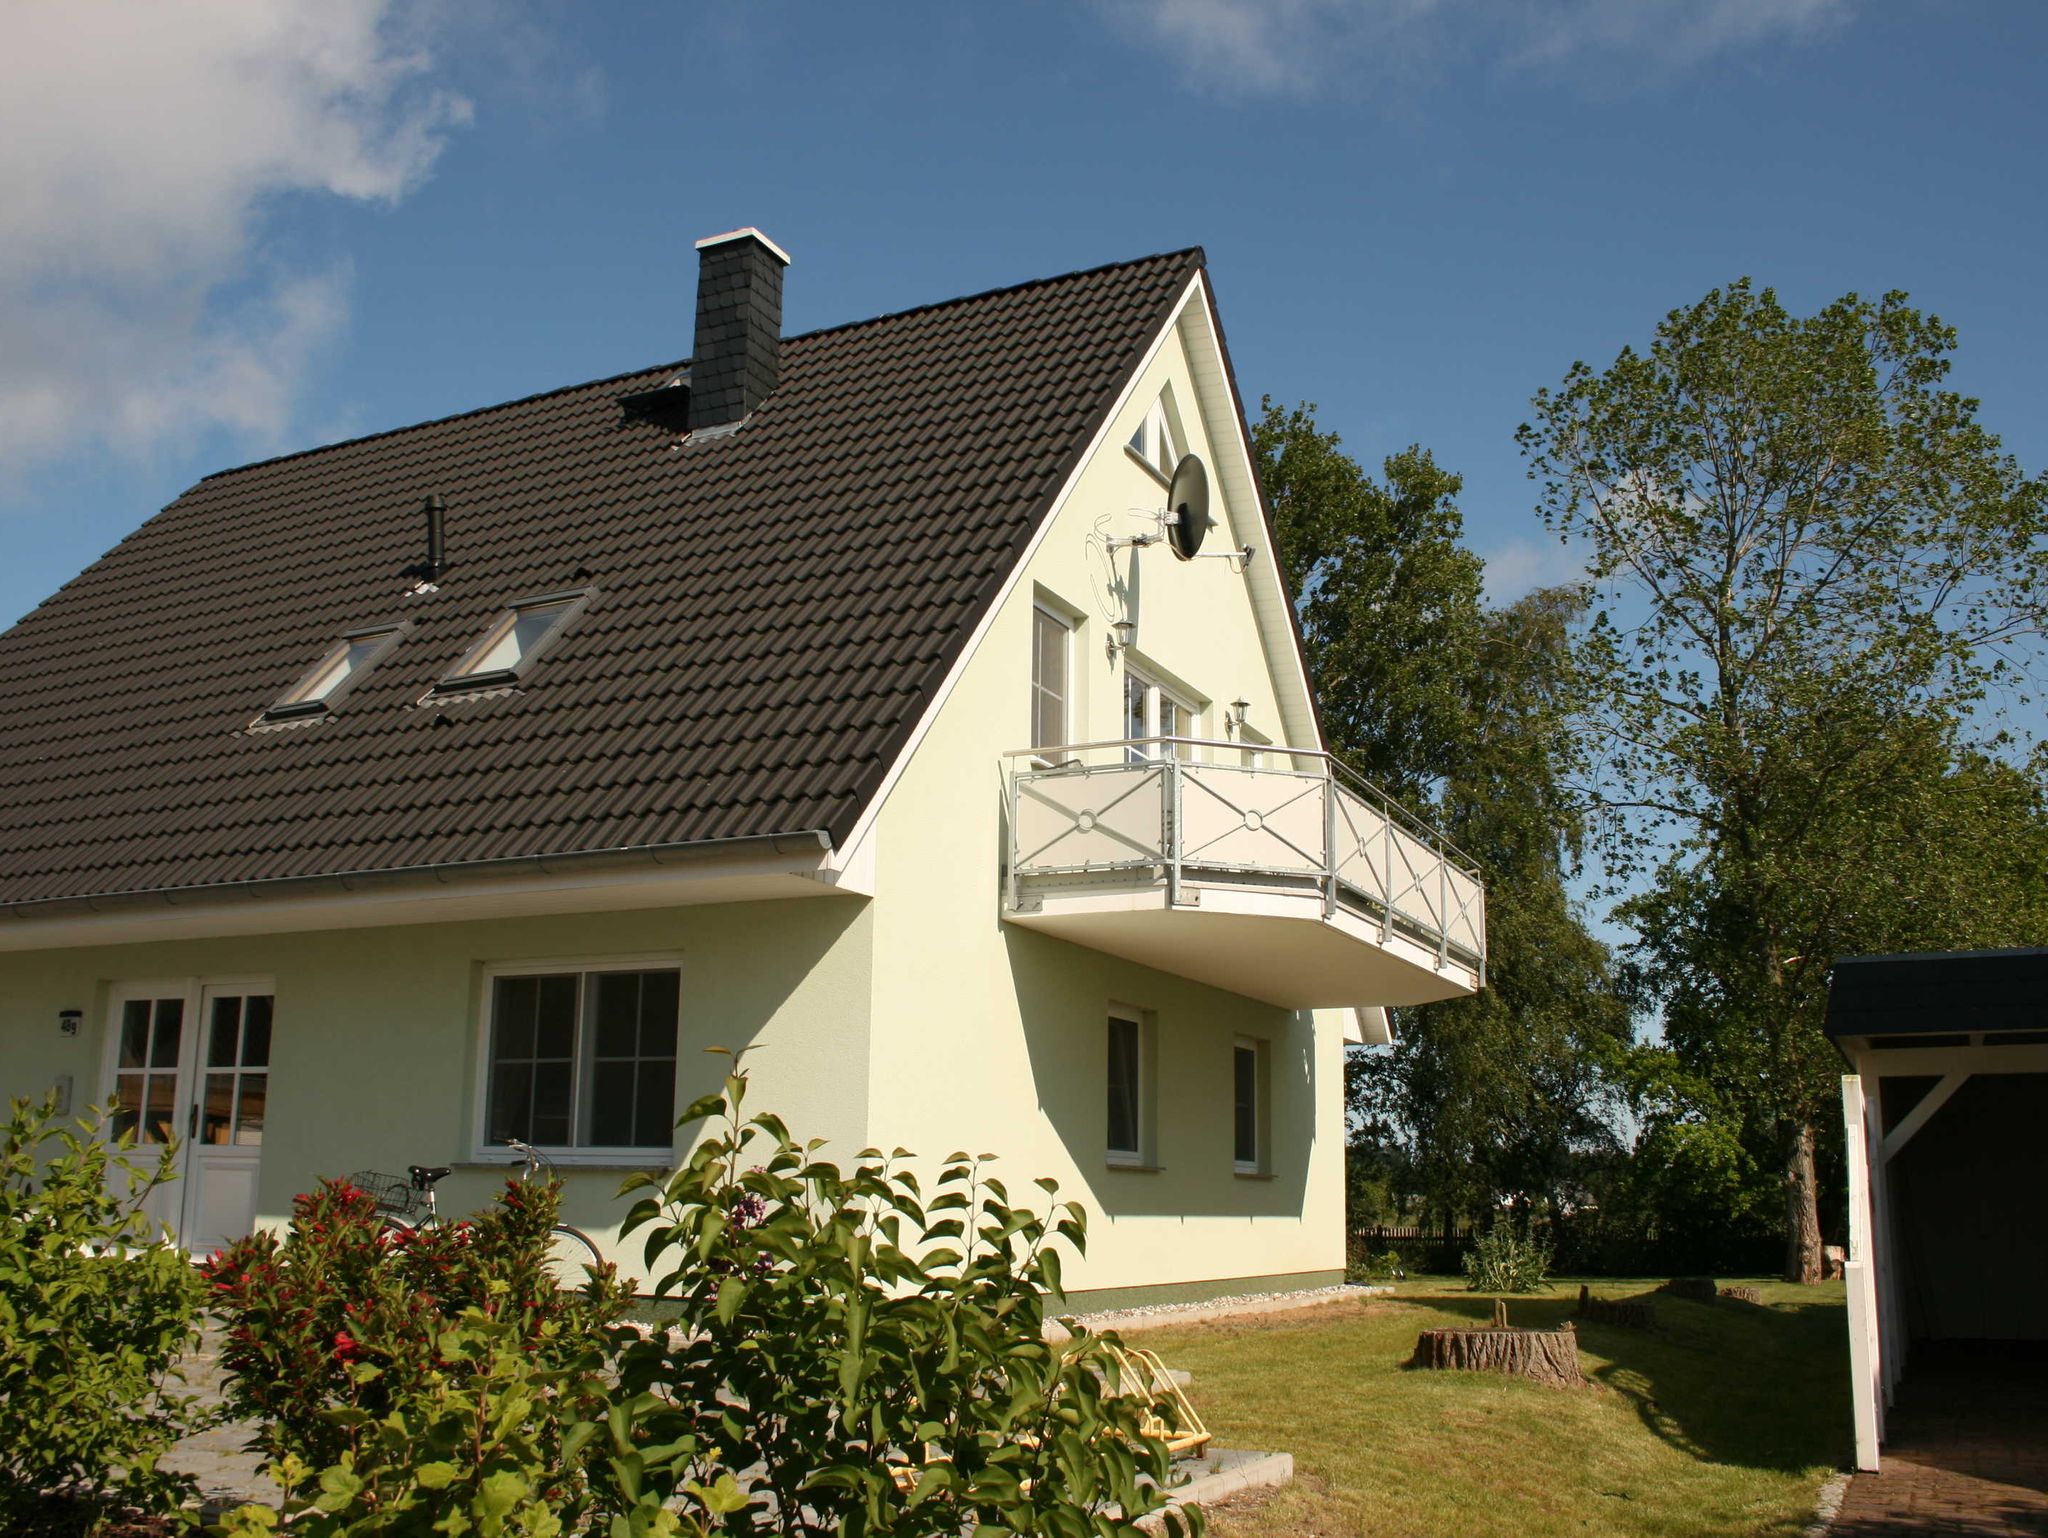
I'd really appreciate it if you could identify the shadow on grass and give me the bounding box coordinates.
[1397,1282,1851,1474]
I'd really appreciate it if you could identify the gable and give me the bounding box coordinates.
[0,250,1202,911]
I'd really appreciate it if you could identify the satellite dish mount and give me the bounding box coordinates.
[1104,453,1253,571]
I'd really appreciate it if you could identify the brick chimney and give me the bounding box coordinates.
[688,227,790,433]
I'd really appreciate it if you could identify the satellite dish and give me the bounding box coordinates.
[1166,454,1211,561]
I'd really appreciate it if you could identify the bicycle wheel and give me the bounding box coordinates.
[544,1223,603,1290]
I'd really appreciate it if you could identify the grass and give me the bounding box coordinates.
[1141,1277,1850,1538]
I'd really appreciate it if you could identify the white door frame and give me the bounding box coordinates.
[99,974,274,1252]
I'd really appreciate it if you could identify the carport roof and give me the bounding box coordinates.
[1824,948,2048,1039]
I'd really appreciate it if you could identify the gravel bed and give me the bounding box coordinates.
[1066,1281,1379,1328]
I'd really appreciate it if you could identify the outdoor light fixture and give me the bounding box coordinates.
[58,1009,82,1037]
[1108,617,1137,658]
[1228,698,1251,735]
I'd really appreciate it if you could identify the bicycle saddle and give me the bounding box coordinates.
[408,1165,453,1189]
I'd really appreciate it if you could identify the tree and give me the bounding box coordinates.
[1519,279,2048,1280]
[1253,400,1626,1234]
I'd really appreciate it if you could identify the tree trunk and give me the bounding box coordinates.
[1783,1121,1824,1284]
[1411,1324,1584,1388]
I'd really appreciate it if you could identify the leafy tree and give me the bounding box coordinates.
[1519,279,2048,1280]
[1254,401,1626,1235]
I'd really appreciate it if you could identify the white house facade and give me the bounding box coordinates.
[0,233,1483,1305]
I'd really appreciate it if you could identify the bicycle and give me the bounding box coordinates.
[352,1140,606,1291]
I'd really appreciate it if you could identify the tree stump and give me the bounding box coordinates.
[1719,1284,1764,1305]
[1576,1284,1656,1329]
[1410,1321,1584,1388]
[1659,1277,1717,1303]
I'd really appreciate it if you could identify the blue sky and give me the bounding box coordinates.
[3,0,2044,634]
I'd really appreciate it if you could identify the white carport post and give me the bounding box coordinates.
[1840,1073,1884,1472]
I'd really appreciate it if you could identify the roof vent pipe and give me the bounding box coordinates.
[687,227,790,433]
[423,495,446,580]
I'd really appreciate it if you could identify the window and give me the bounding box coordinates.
[436,591,589,693]
[201,993,271,1147]
[111,997,185,1145]
[1126,391,1181,480]
[1233,1037,1265,1174]
[1107,1011,1146,1165]
[264,625,405,719]
[1031,605,1071,755]
[1239,725,1271,770]
[1123,667,1199,762]
[483,964,679,1152]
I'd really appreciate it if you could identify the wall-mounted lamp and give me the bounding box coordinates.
[1227,699,1251,736]
[1107,618,1137,659]
[58,1009,82,1037]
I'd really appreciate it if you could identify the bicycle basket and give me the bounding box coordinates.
[347,1170,417,1218]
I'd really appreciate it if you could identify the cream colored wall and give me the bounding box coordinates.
[0,897,872,1287]
[865,306,1346,1295]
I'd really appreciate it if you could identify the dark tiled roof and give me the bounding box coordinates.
[1824,948,2048,1038]
[0,249,1203,907]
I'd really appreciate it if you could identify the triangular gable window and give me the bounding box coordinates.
[1126,390,1181,480]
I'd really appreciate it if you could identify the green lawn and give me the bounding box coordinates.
[1141,1278,1849,1538]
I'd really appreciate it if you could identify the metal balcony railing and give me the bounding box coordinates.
[1004,738,1485,976]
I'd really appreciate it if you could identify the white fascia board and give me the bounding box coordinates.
[834,268,1323,858]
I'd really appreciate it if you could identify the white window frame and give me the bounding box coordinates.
[471,953,682,1165]
[1125,391,1181,482]
[1238,724,1272,770]
[1029,603,1073,762]
[1233,1035,1266,1176]
[1123,664,1201,763]
[1106,1006,1152,1169]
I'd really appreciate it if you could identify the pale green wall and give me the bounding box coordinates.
[0,897,872,1287]
[864,307,1348,1295]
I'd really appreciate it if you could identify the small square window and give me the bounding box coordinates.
[435,591,589,694]
[263,625,405,720]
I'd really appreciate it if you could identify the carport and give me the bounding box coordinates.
[1830,948,2048,1473]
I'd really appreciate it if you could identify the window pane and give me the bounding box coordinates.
[494,976,538,1060]
[120,1001,151,1068]
[640,971,679,1055]
[588,1061,633,1145]
[143,1074,178,1145]
[635,1060,675,1148]
[242,997,273,1067]
[593,971,640,1058]
[1234,1046,1258,1165]
[234,1074,266,1145]
[473,601,573,674]
[1031,609,1067,751]
[111,1073,143,1141]
[530,1067,572,1147]
[489,1062,533,1144]
[535,975,578,1059]
[1107,1018,1141,1156]
[150,1000,183,1067]
[209,997,241,1067]
[203,1072,236,1145]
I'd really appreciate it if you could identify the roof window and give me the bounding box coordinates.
[433,591,590,694]
[261,625,406,721]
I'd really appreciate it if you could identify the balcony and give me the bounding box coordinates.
[1003,740,1484,1009]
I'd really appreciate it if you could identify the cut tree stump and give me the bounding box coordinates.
[1409,1320,1584,1388]
[1719,1285,1764,1305]
[1576,1284,1656,1329]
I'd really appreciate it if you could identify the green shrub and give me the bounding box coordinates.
[1461,1224,1552,1294]
[600,1062,1201,1536]
[0,1095,208,1532]
[204,1174,632,1483]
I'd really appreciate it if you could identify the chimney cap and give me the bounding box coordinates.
[693,227,791,266]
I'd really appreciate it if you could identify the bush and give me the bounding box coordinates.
[0,1095,208,1532]
[204,1174,632,1483]
[1461,1224,1552,1294]
[600,1062,1201,1536]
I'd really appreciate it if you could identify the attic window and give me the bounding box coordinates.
[433,591,591,694]
[1126,392,1180,481]
[262,625,405,721]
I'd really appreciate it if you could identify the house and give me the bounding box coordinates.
[1829,948,2048,1470]
[0,231,1485,1306]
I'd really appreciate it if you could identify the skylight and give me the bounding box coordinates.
[263,626,404,720]
[434,592,588,693]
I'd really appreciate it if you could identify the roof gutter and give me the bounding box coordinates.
[0,829,836,926]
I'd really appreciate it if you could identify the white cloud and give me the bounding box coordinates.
[1481,533,1586,605]
[1102,0,1851,97]
[0,1,472,479]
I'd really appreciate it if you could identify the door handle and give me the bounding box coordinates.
[188,1102,198,1140]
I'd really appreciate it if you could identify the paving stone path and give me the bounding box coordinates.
[162,1330,276,1513]
[1832,1344,2047,1536]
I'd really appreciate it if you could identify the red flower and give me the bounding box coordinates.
[333,1330,361,1362]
